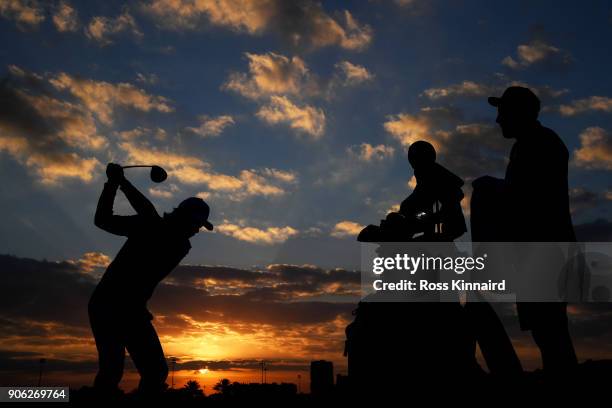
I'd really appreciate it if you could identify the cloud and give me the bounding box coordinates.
[303,8,372,51]
[68,252,111,273]
[501,40,572,70]
[135,72,159,85]
[558,96,612,116]
[142,0,372,51]
[334,61,373,85]
[422,80,495,100]
[0,255,96,327]
[330,221,363,238]
[52,1,79,32]
[50,72,173,125]
[435,123,510,181]
[115,126,167,140]
[228,169,292,199]
[141,0,273,32]
[216,222,299,245]
[575,219,612,241]
[383,107,511,180]
[118,142,296,200]
[395,0,418,6]
[573,127,612,170]
[85,8,143,46]
[224,52,314,100]
[0,71,103,183]
[118,140,208,170]
[407,175,416,189]
[21,92,105,150]
[260,167,297,183]
[383,112,442,150]
[0,0,44,29]
[149,183,180,199]
[0,253,357,375]
[348,143,394,162]
[569,187,599,215]
[148,187,173,198]
[422,79,569,102]
[225,53,373,103]
[6,66,167,145]
[23,152,100,184]
[0,137,100,184]
[256,95,325,138]
[179,168,295,201]
[186,115,235,138]
[5,253,612,384]
[224,52,373,137]
[0,254,356,327]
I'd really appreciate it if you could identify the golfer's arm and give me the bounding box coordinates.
[119,179,159,218]
[94,182,134,235]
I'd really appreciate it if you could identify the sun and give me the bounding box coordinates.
[198,368,209,375]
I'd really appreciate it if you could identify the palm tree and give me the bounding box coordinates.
[183,380,204,397]
[213,378,231,395]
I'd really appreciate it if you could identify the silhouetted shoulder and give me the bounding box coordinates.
[537,124,569,159]
[432,163,464,188]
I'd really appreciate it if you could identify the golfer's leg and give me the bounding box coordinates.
[531,303,577,373]
[89,306,125,391]
[125,318,168,394]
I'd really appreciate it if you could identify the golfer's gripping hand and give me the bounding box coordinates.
[106,163,124,185]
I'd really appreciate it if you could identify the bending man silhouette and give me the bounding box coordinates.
[349,141,479,392]
[89,163,213,395]
[357,141,466,242]
[473,86,577,373]
[399,141,467,241]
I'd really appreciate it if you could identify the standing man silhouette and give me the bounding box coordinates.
[474,86,577,373]
[89,163,213,396]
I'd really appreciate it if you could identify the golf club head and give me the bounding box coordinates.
[150,165,167,183]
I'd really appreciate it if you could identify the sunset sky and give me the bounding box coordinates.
[1,0,612,392]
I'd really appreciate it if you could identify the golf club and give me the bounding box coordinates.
[122,165,168,183]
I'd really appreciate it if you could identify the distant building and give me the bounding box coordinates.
[310,360,333,396]
[336,373,349,392]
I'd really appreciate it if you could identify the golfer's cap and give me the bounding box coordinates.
[178,197,213,231]
[488,86,540,115]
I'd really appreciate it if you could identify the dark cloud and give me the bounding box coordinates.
[570,304,612,338]
[150,283,354,325]
[142,0,372,52]
[569,188,612,216]
[0,77,58,146]
[175,358,308,372]
[0,254,357,330]
[440,123,512,181]
[575,219,612,241]
[0,255,94,327]
[270,0,372,51]
[0,69,102,183]
[501,39,573,71]
[169,264,270,286]
[384,106,513,181]
[0,351,307,376]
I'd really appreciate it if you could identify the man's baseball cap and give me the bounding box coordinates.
[178,197,213,231]
[488,86,540,117]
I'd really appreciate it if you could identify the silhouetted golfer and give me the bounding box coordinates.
[473,86,578,373]
[89,163,213,396]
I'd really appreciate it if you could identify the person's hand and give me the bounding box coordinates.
[106,163,124,185]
